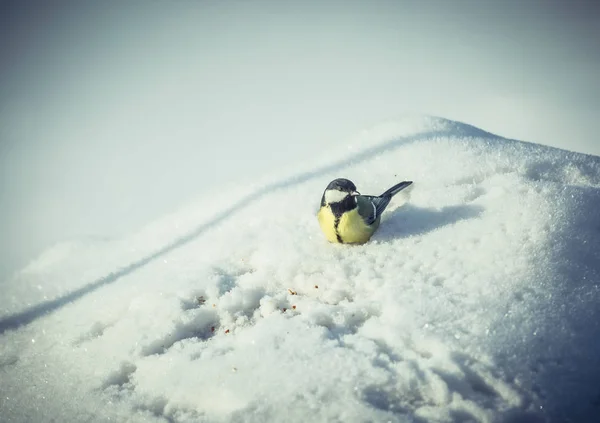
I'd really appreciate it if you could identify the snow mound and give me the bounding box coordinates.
[1,116,600,422]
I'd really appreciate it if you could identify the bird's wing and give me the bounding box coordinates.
[356,195,391,226]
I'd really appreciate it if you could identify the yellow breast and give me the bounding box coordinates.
[317,206,340,243]
[337,207,376,244]
[317,206,377,244]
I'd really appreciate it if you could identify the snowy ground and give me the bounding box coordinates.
[2,116,600,422]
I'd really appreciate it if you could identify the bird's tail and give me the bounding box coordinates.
[380,181,413,198]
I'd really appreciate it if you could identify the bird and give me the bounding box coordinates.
[317,178,413,244]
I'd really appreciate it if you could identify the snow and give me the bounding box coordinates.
[2,116,600,422]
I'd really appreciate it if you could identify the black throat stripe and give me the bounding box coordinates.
[333,215,343,243]
[328,196,356,244]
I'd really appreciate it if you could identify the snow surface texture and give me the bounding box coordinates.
[1,116,600,422]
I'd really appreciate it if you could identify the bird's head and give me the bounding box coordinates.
[321,178,360,207]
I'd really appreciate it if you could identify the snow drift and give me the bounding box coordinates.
[1,116,600,422]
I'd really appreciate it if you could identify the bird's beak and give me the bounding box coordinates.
[351,191,360,196]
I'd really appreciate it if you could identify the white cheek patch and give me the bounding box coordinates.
[324,189,349,204]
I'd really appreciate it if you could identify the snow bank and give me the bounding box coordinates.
[1,116,599,422]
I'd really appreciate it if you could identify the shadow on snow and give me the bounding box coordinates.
[0,119,500,334]
[376,203,485,240]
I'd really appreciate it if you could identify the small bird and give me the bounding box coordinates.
[317,178,413,244]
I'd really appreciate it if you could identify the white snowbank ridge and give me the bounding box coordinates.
[1,116,600,423]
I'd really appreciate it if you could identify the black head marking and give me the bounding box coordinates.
[321,178,359,207]
[328,194,357,217]
[325,178,357,193]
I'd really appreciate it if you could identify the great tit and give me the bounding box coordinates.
[317,178,413,244]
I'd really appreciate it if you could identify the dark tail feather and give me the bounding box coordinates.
[380,181,413,198]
